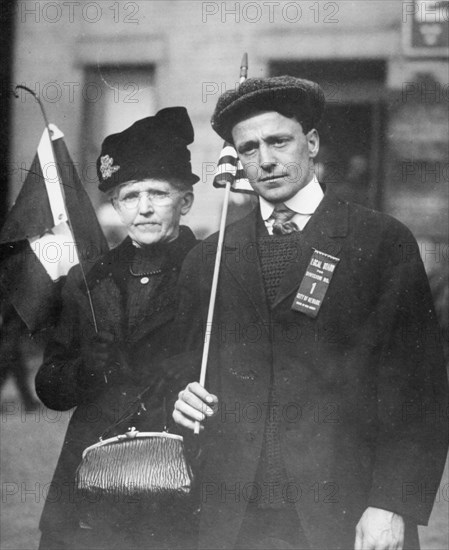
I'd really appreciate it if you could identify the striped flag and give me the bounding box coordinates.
[212,141,254,193]
[0,124,108,333]
[211,54,252,194]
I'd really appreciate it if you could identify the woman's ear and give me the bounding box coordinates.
[180,191,194,215]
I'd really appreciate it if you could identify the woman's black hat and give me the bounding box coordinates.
[97,107,200,192]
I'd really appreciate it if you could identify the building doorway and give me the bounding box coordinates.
[270,60,386,209]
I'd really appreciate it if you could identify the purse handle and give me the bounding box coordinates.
[99,385,169,441]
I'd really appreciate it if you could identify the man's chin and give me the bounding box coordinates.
[257,187,295,203]
[252,178,310,203]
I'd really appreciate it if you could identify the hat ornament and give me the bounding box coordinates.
[100,155,120,180]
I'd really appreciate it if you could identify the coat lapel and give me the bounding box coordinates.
[70,242,125,337]
[84,242,127,339]
[222,209,271,326]
[272,191,348,309]
[91,277,124,339]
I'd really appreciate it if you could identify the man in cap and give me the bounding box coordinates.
[36,107,200,549]
[171,77,449,549]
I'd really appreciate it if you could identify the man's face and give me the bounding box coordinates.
[112,179,193,246]
[232,111,319,203]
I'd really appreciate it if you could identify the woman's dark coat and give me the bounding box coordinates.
[36,227,198,545]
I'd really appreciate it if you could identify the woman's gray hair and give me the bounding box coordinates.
[108,179,193,205]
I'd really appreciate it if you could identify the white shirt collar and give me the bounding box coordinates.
[259,174,324,221]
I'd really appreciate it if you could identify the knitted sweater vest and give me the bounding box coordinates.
[255,229,303,508]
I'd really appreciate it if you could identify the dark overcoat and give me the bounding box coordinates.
[35,228,199,545]
[169,192,449,550]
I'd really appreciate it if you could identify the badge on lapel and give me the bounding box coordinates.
[291,249,340,318]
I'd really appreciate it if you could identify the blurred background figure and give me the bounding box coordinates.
[0,301,40,411]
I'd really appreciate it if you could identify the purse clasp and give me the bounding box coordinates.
[116,427,139,441]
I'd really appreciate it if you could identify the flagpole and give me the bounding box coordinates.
[195,54,248,434]
[13,85,100,333]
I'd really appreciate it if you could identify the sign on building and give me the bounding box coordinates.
[402,1,449,56]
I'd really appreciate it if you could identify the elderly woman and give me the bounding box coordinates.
[36,107,200,550]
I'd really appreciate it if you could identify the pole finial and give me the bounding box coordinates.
[239,53,248,84]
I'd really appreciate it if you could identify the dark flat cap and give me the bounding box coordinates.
[211,76,325,142]
[97,107,200,192]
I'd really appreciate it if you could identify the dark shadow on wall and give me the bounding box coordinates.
[0,2,16,230]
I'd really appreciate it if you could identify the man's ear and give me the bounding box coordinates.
[307,129,320,159]
[180,191,194,215]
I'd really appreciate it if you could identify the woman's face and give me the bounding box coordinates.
[112,179,193,246]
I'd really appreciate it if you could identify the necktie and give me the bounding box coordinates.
[270,203,299,235]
